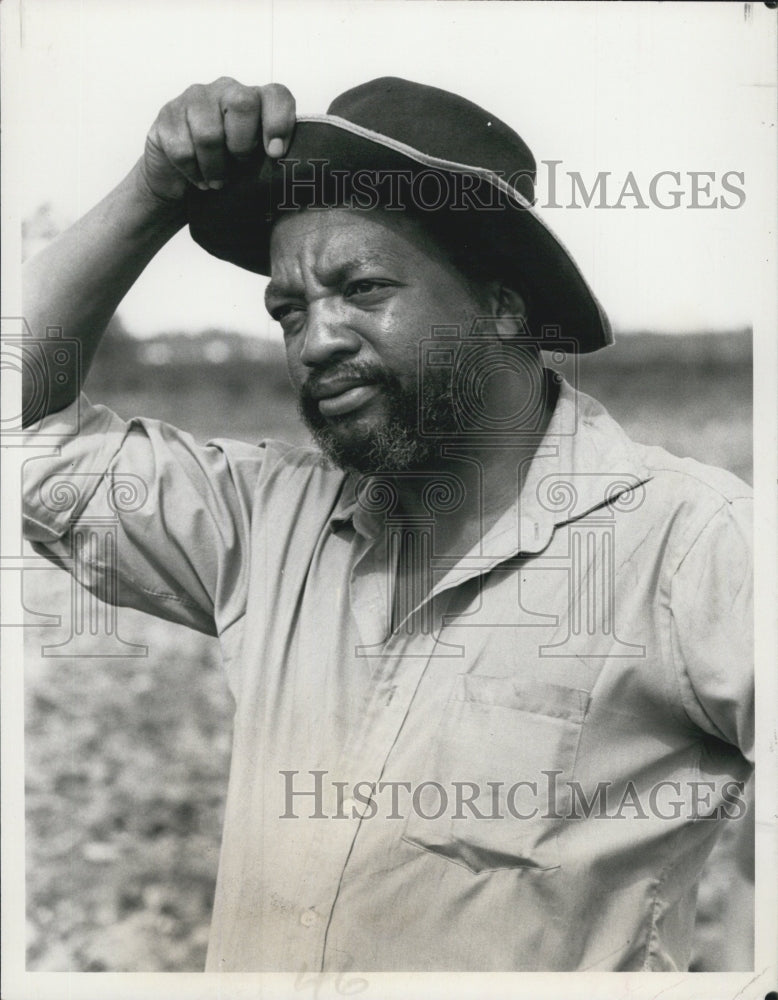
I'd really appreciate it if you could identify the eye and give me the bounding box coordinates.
[344,279,389,299]
[270,303,303,323]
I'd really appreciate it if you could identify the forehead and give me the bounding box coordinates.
[268,206,443,274]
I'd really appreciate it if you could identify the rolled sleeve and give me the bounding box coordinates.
[23,393,266,636]
[23,396,128,542]
[669,497,754,763]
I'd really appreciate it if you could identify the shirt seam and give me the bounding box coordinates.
[641,464,751,504]
[88,557,208,611]
[23,511,64,540]
[666,498,739,740]
[642,743,703,970]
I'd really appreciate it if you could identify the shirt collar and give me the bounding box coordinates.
[328,373,653,553]
[512,373,652,552]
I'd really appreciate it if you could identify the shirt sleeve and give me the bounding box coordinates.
[669,496,754,763]
[22,393,268,636]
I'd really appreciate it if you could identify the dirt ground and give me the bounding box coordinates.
[23,334,754,970]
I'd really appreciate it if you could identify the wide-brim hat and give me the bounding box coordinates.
[188,77,612,353]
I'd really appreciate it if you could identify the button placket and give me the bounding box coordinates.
[275,667,413,968]
[348,535,396,651]
[312,625,448,969]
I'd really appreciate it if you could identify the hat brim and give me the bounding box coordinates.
[187,117,612,354]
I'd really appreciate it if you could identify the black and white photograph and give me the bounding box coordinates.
[2,1,776,998]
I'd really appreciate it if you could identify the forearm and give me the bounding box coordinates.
[22,159,186,419]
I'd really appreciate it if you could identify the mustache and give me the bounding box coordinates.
[300,360,399,403]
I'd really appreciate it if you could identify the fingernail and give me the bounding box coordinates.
[267,137,285,157]
[209,180,224,190]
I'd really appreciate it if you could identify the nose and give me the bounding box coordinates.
[298,299,360,369]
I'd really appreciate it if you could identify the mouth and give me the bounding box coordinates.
[316,383,381,418]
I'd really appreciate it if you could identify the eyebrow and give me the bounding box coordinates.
[264,252,401,306]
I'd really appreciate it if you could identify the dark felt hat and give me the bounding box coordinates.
[187,76,612,353]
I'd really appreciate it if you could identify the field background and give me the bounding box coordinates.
[24,329,753,971]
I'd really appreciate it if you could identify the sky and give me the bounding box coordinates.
[13,0,778,338]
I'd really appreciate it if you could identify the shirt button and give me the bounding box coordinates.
[300,908,319,928]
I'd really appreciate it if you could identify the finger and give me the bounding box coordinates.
[258,83,296,157]
[218,81,263,159]
[186,102,228,188]
[152,111,206,190]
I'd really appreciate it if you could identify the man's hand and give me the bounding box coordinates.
[24,77,296,419]
[138,78,297,204]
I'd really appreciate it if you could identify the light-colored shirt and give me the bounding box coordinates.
[22,377,753,972]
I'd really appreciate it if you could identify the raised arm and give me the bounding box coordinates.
[23,78,296,420]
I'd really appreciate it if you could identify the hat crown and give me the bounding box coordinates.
[187,76,611,353]
[327,77,536,202]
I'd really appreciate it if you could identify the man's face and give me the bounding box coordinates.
[265,207,491,474]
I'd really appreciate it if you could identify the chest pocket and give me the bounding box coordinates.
[401,674,590,874]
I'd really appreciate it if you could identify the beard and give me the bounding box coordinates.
[298,360,459,474]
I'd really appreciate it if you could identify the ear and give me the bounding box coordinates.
[493,284,529,341]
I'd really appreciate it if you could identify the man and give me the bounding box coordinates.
[22,76,753,972]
